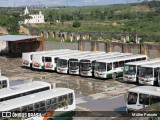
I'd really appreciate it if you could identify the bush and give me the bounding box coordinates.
[72,21,81,28]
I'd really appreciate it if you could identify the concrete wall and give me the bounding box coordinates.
[78,40,160,59]
[44,41,78,50]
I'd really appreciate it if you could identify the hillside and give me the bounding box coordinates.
[1,1,160,42]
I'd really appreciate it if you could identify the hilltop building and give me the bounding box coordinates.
[23,7,45,24]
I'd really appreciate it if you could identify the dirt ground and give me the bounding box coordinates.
[0,56,137,120]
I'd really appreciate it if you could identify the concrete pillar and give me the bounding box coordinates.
[106,42,112,52]
[76,34,80,41]
[126,35,130,42]
[78,40,85,51]
[64,32,68,40]
[141,44,150,58]
[91,41,99,51]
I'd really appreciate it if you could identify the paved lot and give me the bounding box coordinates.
[0,56,137,120]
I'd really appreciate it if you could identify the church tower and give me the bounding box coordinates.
[24,7,29,15]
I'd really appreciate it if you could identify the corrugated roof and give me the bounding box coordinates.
[0,35,42,41]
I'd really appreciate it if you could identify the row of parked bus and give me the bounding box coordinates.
[22,49,148,79]
[123,58,160,86]
[0,80,76,120]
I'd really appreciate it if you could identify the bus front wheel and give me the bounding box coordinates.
[112,73,117,79]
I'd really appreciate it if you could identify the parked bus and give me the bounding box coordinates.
[0,76,9,89]
[0,88,76,120]
[57,51,106,74]
[138,62,160,86]
[79,53,132,77]
[32,50,80,70]
[0,81,51,102]
[126,86,160,112]
[22,49,71,68]
[94,54,147,79]
[123,58,160,83]
[44,51,91,71]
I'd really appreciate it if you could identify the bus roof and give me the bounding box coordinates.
[96,54,147,63]
[0,81,51,99]
[46,51,91,57]
[125,58,160,66]
[23,49,71,55]
[128,86,160,96]
[140,62,160,68]
[0,88,74,111]
[58,51,105,60]
[78,52,127,61]
[32,50,78,57]
[0,76,9,81]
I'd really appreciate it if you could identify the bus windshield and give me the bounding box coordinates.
[124,65,136,75]
[45,57,52,62]
[80,62,92,71]
[95,62,106,72]
[69,61,79,70]
[57,59,68,68]
[139,67,153,78]
[127,92,138,105]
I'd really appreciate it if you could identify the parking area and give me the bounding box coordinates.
[0,56,137,119]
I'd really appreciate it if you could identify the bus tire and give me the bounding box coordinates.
[112,73,117,79]
[154,80,158,86]
[47,118,53,120]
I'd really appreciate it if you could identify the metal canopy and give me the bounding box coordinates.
[0,35,42,41]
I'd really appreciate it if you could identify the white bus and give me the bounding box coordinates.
[0,88,76,120]
[126,86,160,112]
[32,50,80,70]
[44,51,92,71]
[0,81,51,102]
[138,62,160,86]
[22,49,71,68]
[94,54,147,79]
[57,51,106,74]
[123,58,160,83]
[68,52,116,75]
[0,76,9,89]
[79,53,133,77]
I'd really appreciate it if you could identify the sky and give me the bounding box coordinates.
[0,0,145,7]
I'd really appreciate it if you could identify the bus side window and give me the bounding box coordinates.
[107,63,112,71]
[39,101,46,113]
[125,60,130,63]
[154,68,158,77]
[58,96,63,108]
[34,102,40,112]
[63,95,68,106]
[150,96,160,105]
[28,104,34,112]
[46,99,52,110]
[92,61,96,70]
[119,61,124,67]
[68,93,73,105]
[51,98,57,110]
[142,57,146,60]
[139,94,149,105]
[11,108,20,112]
[55,58,58,63]
[21,106,28,112]
[113,62,118,68]
[42,57,44,62]
[2,80,7,88]
[136,58,141,61]
[0,81,1,88]
[30,55,33,60]
[131,59,135,62]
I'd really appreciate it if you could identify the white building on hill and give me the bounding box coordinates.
[23,7,45,24]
